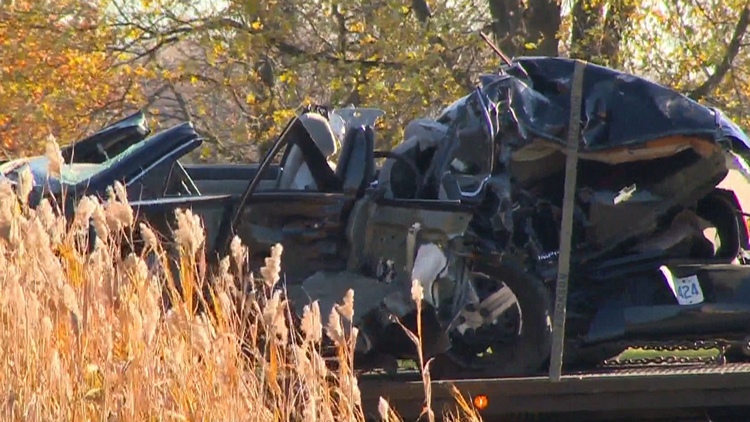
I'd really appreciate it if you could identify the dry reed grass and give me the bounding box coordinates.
[0,138,484,421]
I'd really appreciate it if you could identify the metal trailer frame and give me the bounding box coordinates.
[360,364,750,421]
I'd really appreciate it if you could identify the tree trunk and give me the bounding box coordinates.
[488,0,561,57]
[599,0,635,67]
[524,0,562,56]
[570,0,634,67]
[570,0,603,61]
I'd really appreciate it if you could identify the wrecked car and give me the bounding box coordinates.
[129,56,750,379]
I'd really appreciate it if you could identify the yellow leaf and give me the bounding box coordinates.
[251,20,263,31]
[349,21,365,33]
[360,34,376,44]
[279,72,292,83]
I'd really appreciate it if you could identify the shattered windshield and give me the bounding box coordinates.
[0,157,92,190]
[0,137,152,187]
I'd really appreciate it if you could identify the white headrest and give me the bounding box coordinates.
[299,113,338,157]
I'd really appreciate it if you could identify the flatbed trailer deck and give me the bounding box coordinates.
[359,363,750,421]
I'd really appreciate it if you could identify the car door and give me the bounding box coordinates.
[231,116,375,285]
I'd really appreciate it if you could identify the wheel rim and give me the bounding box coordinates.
[446,272,524,368]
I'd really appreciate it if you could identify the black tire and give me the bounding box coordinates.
[431,260,553,379]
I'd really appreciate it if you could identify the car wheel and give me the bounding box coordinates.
[431,260,553,379]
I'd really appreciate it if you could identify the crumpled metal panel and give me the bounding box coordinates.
[502,57,750,152]
[360,200,473,287]
[580,147,728,258]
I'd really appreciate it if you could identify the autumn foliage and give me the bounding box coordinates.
[1,0,749,161]
[0,0,144,157]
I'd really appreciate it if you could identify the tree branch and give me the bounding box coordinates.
[273,41,404,69]
[110,15,407,70]
[689,6,750,100]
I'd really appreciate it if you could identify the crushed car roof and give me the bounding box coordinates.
[468,57,750,153]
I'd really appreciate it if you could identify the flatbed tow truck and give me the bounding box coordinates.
[357,57,750,422]
[359,362,750,421]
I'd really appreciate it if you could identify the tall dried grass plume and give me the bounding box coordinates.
[0,137,484,422]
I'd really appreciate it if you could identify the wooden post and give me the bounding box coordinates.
[549,59,586,382]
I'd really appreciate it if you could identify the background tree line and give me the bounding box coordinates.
[1,0,749,162]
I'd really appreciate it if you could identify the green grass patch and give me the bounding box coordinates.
[619,347,719,359]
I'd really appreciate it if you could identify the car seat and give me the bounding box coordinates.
[278,112,339,190]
